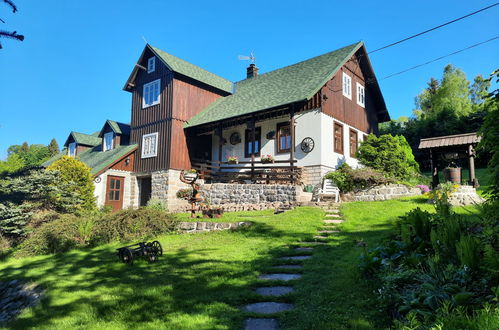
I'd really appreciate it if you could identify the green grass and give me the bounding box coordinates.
[0,198,477,329]
[174,209,276,223]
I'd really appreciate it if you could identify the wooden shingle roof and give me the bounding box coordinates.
[418,133,481,149]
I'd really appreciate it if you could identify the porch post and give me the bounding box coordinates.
[290,105,295,184]
[249,117,256,182]
[468,144,478,187]
[217,124,223,163]
[430,148,439,189]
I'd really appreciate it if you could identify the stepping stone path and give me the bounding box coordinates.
[243,202,344,329]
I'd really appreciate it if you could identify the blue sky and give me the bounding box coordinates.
[0,0,497,160]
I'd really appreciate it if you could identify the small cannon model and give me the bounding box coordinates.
[116,241,163,265]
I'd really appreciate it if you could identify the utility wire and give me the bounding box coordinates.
[369,3,499,54]
[380,36,499,80]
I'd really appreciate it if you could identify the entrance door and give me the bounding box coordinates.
[139,176,152,207]
[105,175,125,212]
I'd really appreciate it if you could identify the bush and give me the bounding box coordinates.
[146,198,168,211]
[325,163,395,192]
[47,156,96,211]
[357,134,419,179]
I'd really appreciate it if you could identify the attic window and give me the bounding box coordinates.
[342,72,352,99]
[103,132,114,151]
[147,57,155,73]
[143,79,160,108]
[357,83,365,107]
[68,142,76,157]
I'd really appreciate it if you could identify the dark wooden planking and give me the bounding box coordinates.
[110,150,135,172]
[169,76,226,170]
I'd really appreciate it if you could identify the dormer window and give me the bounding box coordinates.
[143,79,161,108]
[342,72,352,99]
[68,142,76,157]
[147,57,155,73]
[103,132,114,151]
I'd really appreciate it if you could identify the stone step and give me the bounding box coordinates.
[259,273,302,281]
[323,219,344,224]
[255,286,295,297]
[317,230,340,234]
[278,255,312,261]
[294,247,314,252]
[296,241,327,245]
[313,235,329,240]
[325,214,341,218]
[272,265,303,270]
[323,209,339,213]
[244,318,279,330]
[243,302,294,314]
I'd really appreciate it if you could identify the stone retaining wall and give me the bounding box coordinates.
[203,183,299,206]
[342,184,421,202]
[179,221,252,233]
[448,185,484,206]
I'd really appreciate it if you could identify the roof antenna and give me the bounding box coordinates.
[238,51,256,64]
[141,35,148,44]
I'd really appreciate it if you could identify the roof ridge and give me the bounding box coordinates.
[149,44,233,85]
[235,41,362,84]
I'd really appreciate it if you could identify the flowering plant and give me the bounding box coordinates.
[261,154,275,163]
[429,182,459,217]
[416,184,430,194]
[227,155,239,164]
[186,168,197,174]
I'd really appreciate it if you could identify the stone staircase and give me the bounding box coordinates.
[242,202,344,329]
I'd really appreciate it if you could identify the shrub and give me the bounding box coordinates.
[47,156,96,211]
[325,163,394,192]
[357,134,419,179]
[146,198,168,211]
[176,188,193,200]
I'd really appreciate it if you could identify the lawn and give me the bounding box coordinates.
[0,197,478,329]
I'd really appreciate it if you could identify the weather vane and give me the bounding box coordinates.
[238,51,256,64]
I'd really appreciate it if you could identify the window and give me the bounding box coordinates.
[276,122,292,153]
[357,83,365,107]
[68,142,76,157]
[103,132,114,151]
[244,127,261,158]
[142,79,160,108]
[349,129,358,157]
[334,123,343,154]
[108,177,121,201]
[342,72,352,99]
[147,57,155,73]
[141,132,158,158]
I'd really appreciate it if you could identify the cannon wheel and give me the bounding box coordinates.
[119,248,134,265]
[151,241,163,256]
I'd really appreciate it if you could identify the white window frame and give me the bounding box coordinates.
[68,142,76,157]
[142,79,161,108]
[357,83,365,107]
[147,57,155,73]
[141,132,158,159]
[342,72,352,99]
[103,132,114,151]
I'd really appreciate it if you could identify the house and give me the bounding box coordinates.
[46,41,390,211]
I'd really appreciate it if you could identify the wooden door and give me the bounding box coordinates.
[106,175,125,212]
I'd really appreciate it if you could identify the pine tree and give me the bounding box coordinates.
[48,138,60,156]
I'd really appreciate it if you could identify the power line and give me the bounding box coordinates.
[380,36,499,80]
[369,3,499,54]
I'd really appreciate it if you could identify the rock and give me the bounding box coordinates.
[243,302,294,314]
[259,273,302,281]
[255,286,295,296]
[244,318,279,330]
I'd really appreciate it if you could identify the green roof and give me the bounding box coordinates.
[43,145,137,175]
[150,45,233,94]
[65,132,102,147]
[100,120,131,137]
[185,42,363,128]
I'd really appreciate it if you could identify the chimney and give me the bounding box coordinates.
[246,64,259,79]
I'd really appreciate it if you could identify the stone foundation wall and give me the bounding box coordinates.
[203,183,299,205]
[302,165,335,187]
[342,184,421,202]
[448,185,484,206]
[178,221,252,233]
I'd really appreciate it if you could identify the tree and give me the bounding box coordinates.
[0,153,24,174]
[5,142,51,168]
[48,138,60,156]
[47,156,96,211]
[1,0,24,49]
[357,134,419,179]
[477,70,499,199]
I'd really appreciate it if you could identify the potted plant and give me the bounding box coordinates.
[443,162,461,184]
[184,168,198,181]
[227,155,239,164]
[261,154,275,164]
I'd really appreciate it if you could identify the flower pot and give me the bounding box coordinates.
[261,159,274,164]
[443,167,461,184]
[228,160,238,164]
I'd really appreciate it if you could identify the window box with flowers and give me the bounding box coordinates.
[261,154,275,164]
[227,155,239,164]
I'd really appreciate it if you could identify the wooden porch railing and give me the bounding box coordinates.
[190,159,301,184]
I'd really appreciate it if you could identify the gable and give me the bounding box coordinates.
[124,44,233,94]
[64,132,101,147]
[98,120,131,137]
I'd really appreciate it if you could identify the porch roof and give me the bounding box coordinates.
[185,41,366,128]
[418,133,481,149]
